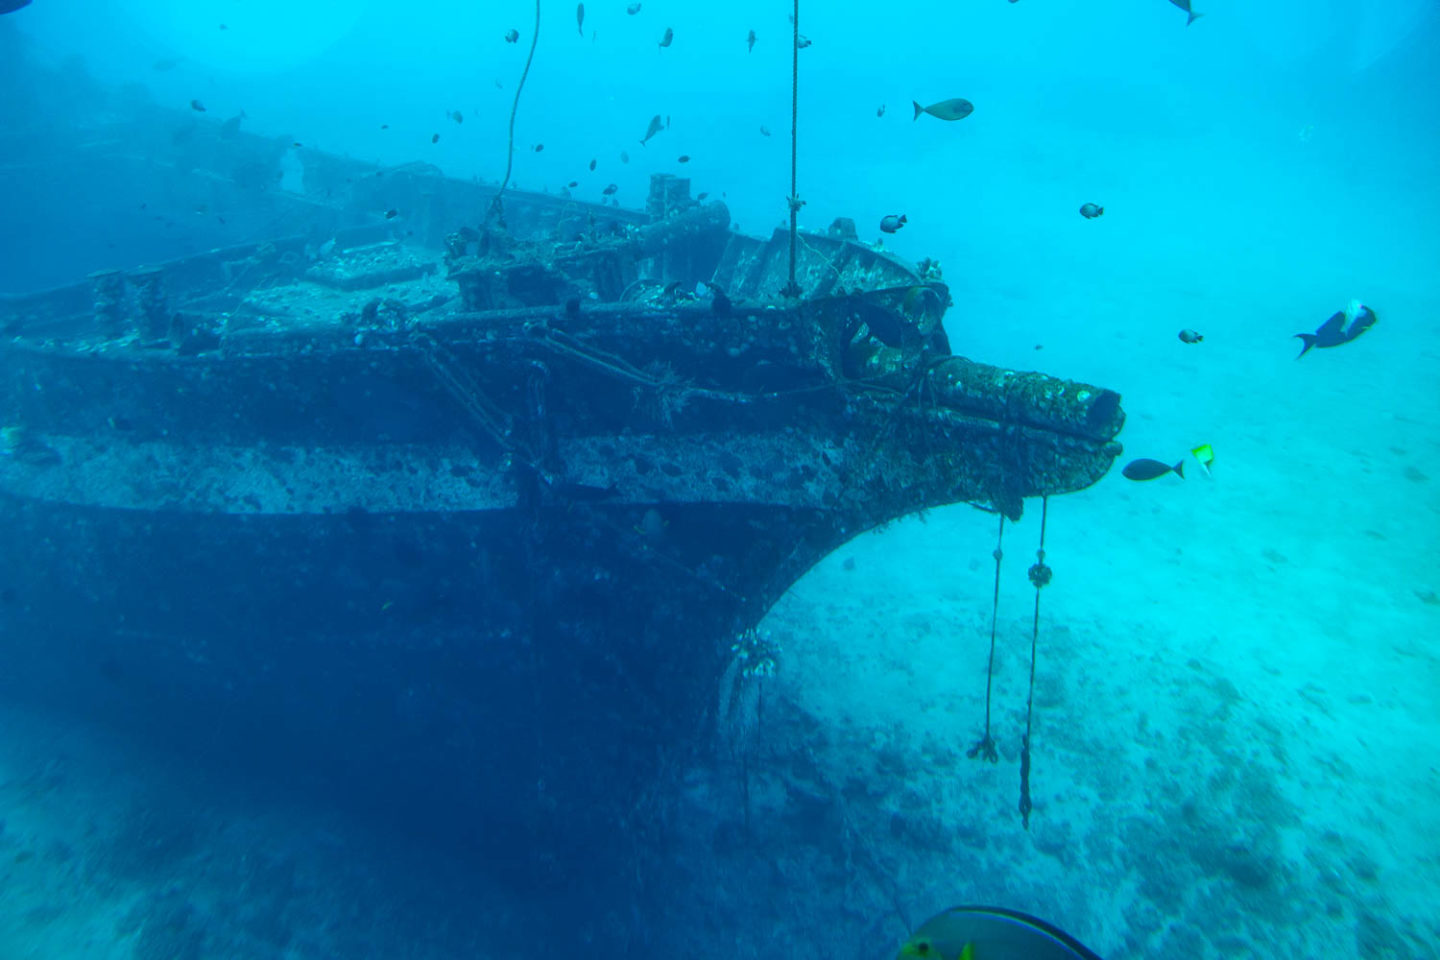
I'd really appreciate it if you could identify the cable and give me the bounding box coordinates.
[967,513,1004,763]
[490,0,541,228]
[1019,495,1053,830]
[780,0,802,298]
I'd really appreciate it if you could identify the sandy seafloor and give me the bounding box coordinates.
[2,50,1438,960]
[2,273,1435,959]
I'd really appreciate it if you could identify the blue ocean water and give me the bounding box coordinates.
[0,1,1437,958]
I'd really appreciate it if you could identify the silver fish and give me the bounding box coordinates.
[912,98,973,121]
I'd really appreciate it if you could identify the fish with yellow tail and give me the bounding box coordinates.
[897,905,1106,960]
[1191,443,1215,476]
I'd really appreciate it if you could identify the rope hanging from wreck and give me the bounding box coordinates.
[489,0,541,229]
[967,513,1005,764]
[1018,494,1053,830]
[781,0,802,298]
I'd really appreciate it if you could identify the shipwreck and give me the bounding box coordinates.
[0,90,1123,889]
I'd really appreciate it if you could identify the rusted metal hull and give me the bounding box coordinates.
[0,122,1123,893]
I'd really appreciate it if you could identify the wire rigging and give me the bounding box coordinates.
[967,513,1005,764]
[489,0,542,228]
[1018,495,1053,830]
[780,0,802,298]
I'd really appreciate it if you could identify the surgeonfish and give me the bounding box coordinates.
[1294,299,1377,357]
[576,3,584,36]
[912,98,974,122]
[0,0,32,14]
[896,905,1106,960]
[1122,458,1184,482]
[747,29,757,53]
[658,27,673,48]
[880,214,906,234]
[1079,202,1103,219]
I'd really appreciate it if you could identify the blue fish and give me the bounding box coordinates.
[1295,299,1377,358]
[1,0,33,14]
